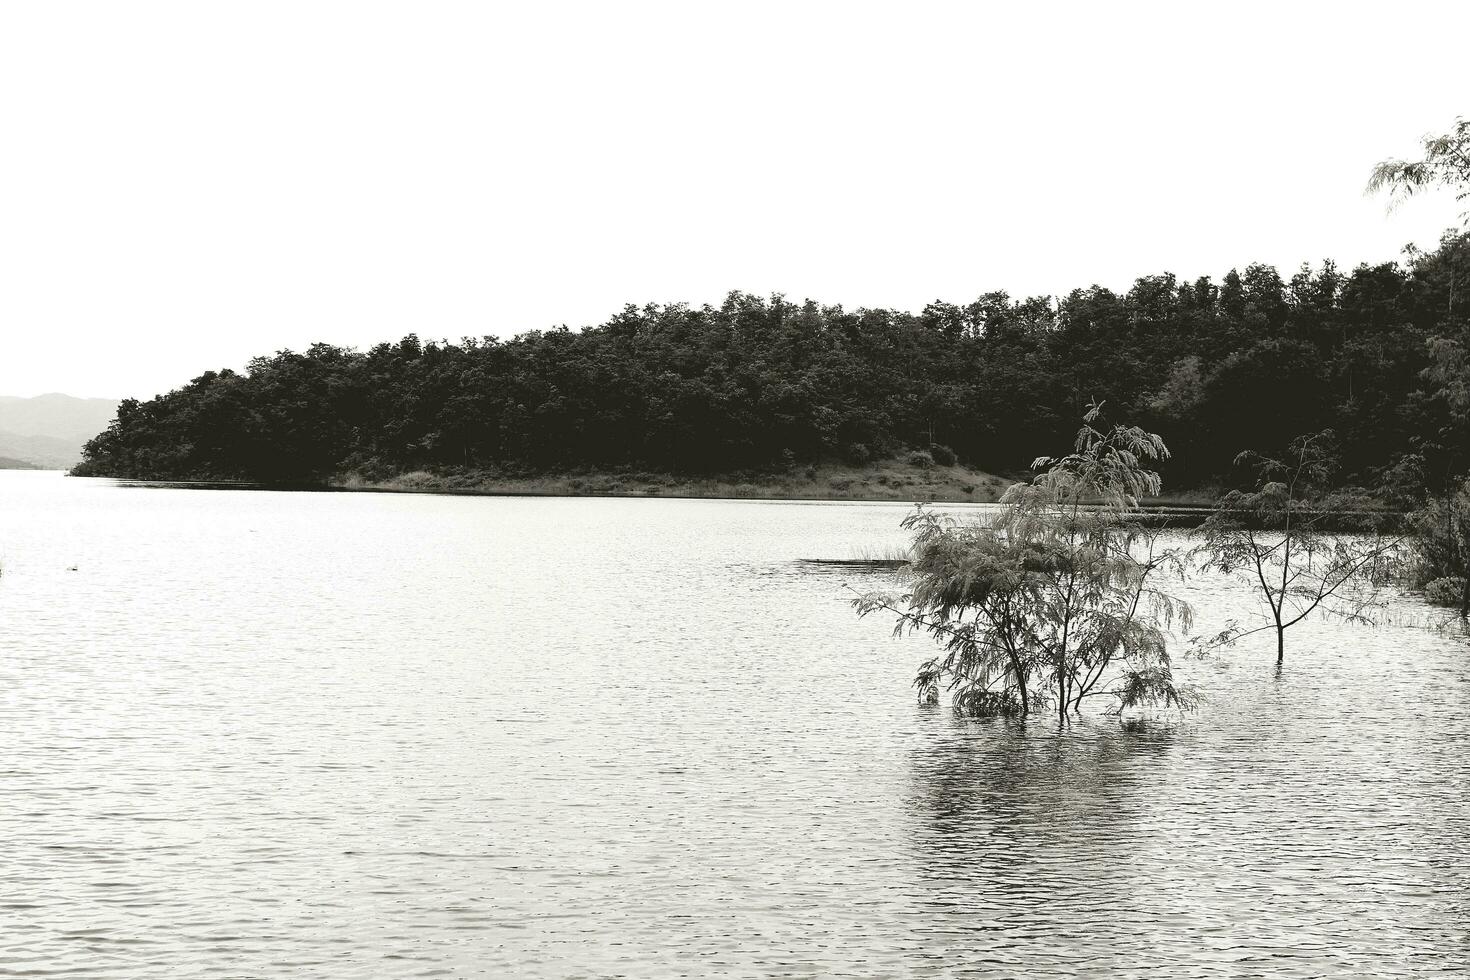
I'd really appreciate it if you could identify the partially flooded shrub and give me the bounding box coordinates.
[953,687,1025,718]
[1410,479,1469,597]
[1425,577,1468,606]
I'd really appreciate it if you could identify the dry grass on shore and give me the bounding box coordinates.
[334,459,1015,503]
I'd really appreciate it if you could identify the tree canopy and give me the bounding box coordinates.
[76,233,1470,501]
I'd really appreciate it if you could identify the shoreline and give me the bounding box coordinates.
[59,461,1235,507]
[53,469,1405,529]
[64,459,1017,503]
[332,460,1015,503]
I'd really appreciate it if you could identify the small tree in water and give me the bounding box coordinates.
[855,405,1198,719]
[1194,432,1403,665]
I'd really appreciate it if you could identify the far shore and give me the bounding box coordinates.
[333,459,1017,503]
[52,460,1238,507]
[55,467,1406,532]
[330,463,1231,509]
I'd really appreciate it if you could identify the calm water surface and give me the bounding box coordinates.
[1,470,1467,978]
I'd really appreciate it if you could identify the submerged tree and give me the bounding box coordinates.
[1413,477,1470,617]
[855,405,1197,720]
[1411,330,1470,617]
[1194,432,1403,664]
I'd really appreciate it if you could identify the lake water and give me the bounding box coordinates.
[1,469,1468,978]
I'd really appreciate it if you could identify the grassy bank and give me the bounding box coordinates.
[334,459,1017,503]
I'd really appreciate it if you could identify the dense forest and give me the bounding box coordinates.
[76,232,1470,501]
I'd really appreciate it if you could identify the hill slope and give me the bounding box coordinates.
[70,234,1470,498]
[0,394,120,468]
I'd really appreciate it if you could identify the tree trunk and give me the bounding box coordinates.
[1276,627,1285,665]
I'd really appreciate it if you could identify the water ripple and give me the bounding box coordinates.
[1,472,1467,977]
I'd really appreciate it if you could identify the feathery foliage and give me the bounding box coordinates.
[855,405,1197,720]
[1368,117,1470,226]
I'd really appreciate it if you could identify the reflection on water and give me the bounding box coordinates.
[903,671,1470,978]
[0,470,1467,978]
[904,714,1181,973]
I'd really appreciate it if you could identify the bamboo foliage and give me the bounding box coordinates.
[1367,116,1470,226]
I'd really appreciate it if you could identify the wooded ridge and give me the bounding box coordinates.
[75,233,1470,505]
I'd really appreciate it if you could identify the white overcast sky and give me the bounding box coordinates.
[1,1,1467,399]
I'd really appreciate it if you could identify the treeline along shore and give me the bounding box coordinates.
[75,233,1469,508]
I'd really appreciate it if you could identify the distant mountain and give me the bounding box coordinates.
[0,394,121,469]
[0,455,42,470]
